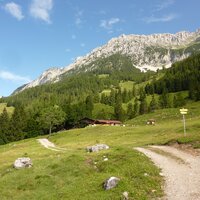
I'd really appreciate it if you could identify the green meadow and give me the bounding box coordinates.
[0,101,199,200]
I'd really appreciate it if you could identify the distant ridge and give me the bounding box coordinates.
[14,29,200,94]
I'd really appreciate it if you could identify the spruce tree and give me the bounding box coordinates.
[9,105,27,141]
[127,103,134,119]
[85,95,94,118]
[133,98,139,117]
[149,95,158,112]
[0,108,10,144]
[114,95,124,121]
[139,98,148,115]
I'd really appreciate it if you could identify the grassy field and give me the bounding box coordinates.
[0,101,199,199]
[119,81,134,91]
[0,103,14,115]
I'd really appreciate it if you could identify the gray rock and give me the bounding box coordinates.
[104,177,120,190]
[86,144,109,152]
[14,157,32,169]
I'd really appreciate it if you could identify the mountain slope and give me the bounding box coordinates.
[15,29,200,94]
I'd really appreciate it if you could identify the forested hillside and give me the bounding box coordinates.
[0,53,200,145]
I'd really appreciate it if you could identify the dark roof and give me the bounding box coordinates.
[80,118,122,124]
[95,119,122,124]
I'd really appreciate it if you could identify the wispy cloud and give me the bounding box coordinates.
[80,43,85,47]
[154,0,175,12]
[75,8,83,26]
[4,2,24,21]
[99,10,106,15]
[65,48,71,52]
[144,14,178,23]
[30,0,53,24]
[0,70,31,83]
[100,18,121,30]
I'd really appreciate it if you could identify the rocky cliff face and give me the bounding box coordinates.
[16,29,200,93]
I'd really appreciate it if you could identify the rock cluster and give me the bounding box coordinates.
[14,157,32,169]
[86,144,109,152]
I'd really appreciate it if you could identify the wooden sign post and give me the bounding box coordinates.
[180,108,188,137]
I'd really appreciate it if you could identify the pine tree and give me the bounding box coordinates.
[85,95,94,118]
[114,95,125,121]
[127,103,134,119]
[133,98,139,117]
[109,89,116,106]
[159,90,170,108]
[139,98,148,115]
[0,108,10,144]
[139,88,148,115]
[149,95,158,112]
[9,105,27,141]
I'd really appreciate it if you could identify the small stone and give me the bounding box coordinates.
[122,191,129,200]
[159,172,164,176]
[144,173,148,176]
[14,157,32,169]
[86,144,109,152]
[103,177,120,190]
[103,158,108,161]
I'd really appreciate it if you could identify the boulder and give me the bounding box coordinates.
[103,177,120,190]
[86,144,109,152]
[14,157,32,169]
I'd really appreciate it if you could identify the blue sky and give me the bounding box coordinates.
[0,0,200,96]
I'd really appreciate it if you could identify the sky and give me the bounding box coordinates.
[0,0,200,96]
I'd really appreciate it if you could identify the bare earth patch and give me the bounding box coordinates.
[135,145,200,200]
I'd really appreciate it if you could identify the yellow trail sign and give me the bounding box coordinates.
[180,108,188,112]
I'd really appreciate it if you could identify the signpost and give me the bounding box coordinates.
[180,108,188,137]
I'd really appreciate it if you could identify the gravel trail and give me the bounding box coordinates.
[37,138,65,151]
[135,146,200,200]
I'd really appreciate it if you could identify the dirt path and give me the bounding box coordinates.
[37,138,65,151]
[135,145,200,200]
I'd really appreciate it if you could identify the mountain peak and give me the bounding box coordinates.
[14,29,200,94]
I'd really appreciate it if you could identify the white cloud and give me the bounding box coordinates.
[0,70,31,83]
[30,0,53,24]
[100,18,121,30]
[75,9,83,26]
[155,0,175,12]
[144,14,178,23]
[80,43,85,47]
[4,2,24,21]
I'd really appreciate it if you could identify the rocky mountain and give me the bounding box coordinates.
[16,29,200,93]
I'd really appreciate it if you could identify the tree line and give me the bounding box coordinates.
[145,53,200,101]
